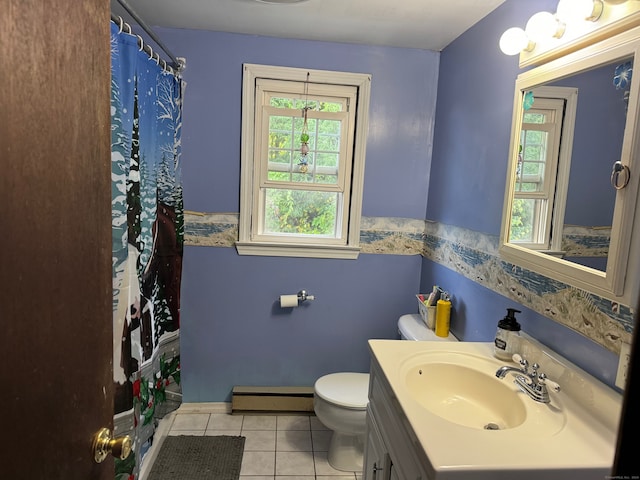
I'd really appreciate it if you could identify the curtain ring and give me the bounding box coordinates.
[137,35,144,52]
[117,16,124,34]
[125,22,132,35]
[611,161,631,190]
[154,52,161,66]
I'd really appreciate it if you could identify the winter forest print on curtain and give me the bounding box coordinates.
[110,22,184,479]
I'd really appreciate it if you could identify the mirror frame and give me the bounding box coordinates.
[500,26,640,304]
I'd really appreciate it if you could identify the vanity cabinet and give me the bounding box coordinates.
[363,407,389,480]
[364,358,432,480]
[365,339,620,480]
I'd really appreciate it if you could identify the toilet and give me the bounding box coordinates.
[313,313,458,472]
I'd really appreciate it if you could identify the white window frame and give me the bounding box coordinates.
[512,97,564,250]
[236,64,371,259]
[509,86,577,256]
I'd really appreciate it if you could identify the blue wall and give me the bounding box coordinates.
[154,0,621,402]
[166,29,439,220]
[157,28,439,401]
[423,0,618,384]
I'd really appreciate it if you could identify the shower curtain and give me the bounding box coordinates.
[110,22,184,480]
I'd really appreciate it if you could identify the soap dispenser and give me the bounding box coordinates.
[494,308,522,361]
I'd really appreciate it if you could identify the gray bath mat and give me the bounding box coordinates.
[148,435,245,480]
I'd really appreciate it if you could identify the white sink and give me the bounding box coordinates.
[405,361,527,430]
[401,350,567,435]
[368,339,622,479]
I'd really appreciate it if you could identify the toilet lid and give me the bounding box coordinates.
[314,373,369,409]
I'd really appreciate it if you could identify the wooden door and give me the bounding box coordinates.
[1,0,114,478]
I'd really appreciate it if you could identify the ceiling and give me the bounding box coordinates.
[110,0,506,52]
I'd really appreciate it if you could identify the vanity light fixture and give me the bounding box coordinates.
[499,0,608,56]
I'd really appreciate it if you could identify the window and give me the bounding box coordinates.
[237,64,371,258]
[509,87,577,254]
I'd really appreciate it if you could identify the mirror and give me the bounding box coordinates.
[500,27,640,303]
[552,58,627,272]
[509,59,628,271]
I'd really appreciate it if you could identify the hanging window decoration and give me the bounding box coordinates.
[523,91,535,110]
[517,144,523,178]
[299,72,311,174]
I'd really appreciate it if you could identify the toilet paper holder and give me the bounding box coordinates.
[279,290,316,308]
[297,290,315,302]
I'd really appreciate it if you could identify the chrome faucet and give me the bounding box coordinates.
[496,354,560,403]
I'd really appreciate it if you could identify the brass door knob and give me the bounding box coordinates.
[92,427,133,463]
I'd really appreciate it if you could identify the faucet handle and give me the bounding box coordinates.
[538,373,561,393]
[512,353,528,369]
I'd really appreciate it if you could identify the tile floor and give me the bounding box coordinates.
[166,411,362,479]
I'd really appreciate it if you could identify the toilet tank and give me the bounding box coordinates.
[397,314,458,341]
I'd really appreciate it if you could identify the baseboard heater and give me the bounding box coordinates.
[231,386,314,415]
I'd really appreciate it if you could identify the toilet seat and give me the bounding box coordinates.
[314,373,369,409]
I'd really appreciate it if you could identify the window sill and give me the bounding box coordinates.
[235,241,360,259]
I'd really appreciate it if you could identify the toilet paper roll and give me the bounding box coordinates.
[280,294,299,308]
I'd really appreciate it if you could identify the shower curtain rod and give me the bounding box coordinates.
[111,0,185,73]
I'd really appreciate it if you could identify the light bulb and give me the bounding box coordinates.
[556,0,604,22]
[525,12,564,41]
[499,27,530,56]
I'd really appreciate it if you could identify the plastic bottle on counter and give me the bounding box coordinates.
[493,308,522,360]
[434,293,452,338]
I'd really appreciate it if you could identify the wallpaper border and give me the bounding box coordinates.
[183,212,633,354]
